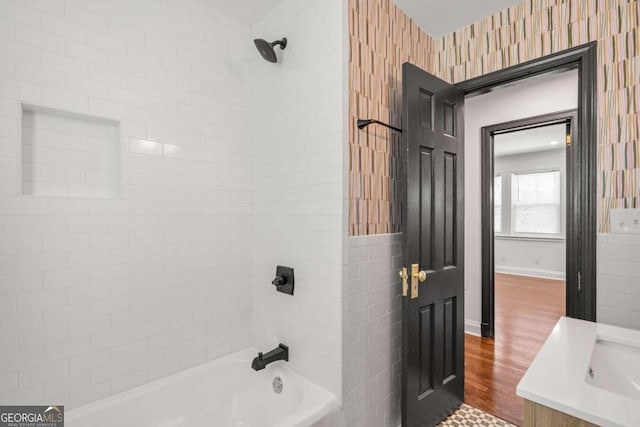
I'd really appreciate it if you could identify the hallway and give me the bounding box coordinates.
[464,273,566,425]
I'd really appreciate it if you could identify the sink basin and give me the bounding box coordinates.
[586,338,640,400]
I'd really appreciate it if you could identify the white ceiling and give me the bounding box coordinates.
[211,0,522,35]
[207,0,283,25]
[394,0,522,37]
[494,124,566,157]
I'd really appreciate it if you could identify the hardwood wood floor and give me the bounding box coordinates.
[464,273,566,426]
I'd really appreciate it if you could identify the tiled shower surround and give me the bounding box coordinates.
[0,0,349,410]
[0,0,254,407]
[251,0,347,401]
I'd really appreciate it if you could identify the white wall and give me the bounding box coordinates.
[463,69,578,334]
[494,149,566,280]
[0,0,254,408]
[495,237,565,279]
[250,0,346,400]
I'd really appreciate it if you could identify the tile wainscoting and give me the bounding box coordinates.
[597,232,640,330]
[343,233,403,427]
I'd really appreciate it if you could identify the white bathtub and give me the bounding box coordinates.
[66,348,340,427]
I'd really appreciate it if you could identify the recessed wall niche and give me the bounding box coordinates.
[20,105,121,199]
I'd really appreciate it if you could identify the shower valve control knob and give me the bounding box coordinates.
[272,266,295,296]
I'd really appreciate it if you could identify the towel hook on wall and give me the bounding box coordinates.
[357,119,403,133]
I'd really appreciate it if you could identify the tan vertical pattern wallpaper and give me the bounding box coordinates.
[349,0,640,235]
[433,0,640,233]
[348,0,433,236]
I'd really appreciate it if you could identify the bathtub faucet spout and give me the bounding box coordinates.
[252,344,289,371]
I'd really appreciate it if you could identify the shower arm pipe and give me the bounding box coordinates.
[270,39,287,49]
[357,119,403,133]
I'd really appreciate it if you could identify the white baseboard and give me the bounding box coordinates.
[464,320,481,336]
[495,265,565,281]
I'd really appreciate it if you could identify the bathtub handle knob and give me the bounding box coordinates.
[272,266,295,296]
[272,276,286,287]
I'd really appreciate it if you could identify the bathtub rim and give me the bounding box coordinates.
[65,346,339,424]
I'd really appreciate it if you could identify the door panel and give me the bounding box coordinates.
[402,63,465,427]
[443,102,456,136]
[443,296,457,382]
[420,149,434,270]
[443,152,457,267]
[419,304,435,396]
[420,90,434,129]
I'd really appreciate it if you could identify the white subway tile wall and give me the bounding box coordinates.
[344,234,403,427]
[0,0,253,408]
[250,0,346,400]
[21,107,120,199]
[597,234,640,330]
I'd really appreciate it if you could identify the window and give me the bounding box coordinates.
[494,176,502,233]
[511,171,561,234]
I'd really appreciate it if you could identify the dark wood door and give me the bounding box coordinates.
[401,63,465,427]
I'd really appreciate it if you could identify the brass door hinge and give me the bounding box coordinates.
[566,135,572,146]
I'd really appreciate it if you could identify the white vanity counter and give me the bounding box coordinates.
[516,317,640,427]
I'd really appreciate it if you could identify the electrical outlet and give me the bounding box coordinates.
[610,209,640,234]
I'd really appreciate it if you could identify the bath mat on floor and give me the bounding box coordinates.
[438,404,515,426]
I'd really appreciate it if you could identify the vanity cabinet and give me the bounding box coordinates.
[525,400,599,427]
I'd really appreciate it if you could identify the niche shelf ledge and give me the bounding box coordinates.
[20,104,121,199]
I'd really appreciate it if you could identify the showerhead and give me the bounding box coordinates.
[254,37,287,63]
